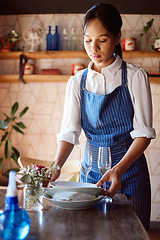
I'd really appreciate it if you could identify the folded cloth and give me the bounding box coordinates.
[40,69,61,75]
[53,192,96,201]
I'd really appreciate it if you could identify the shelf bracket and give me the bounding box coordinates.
[19,54,27,83]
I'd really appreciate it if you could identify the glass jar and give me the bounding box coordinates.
[23,183,43,211]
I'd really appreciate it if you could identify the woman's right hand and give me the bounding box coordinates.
[48,141,74,186]
[49,168,61,184]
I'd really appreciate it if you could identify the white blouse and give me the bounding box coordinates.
[57,55,156,145]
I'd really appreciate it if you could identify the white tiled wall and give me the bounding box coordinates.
[0,13,160,221]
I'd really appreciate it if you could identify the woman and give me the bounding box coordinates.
[50,3,156,230]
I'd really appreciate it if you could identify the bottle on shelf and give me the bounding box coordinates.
[53,25,60,51]
[70,28,77,51]
[0,171,31,240]
[62,28,69,50]
[46,26,52,51]
[24,59,35,74]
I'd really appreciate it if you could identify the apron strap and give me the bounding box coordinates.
[80,68,88,89]
[122,61,127,85]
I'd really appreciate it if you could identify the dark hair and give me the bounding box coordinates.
[83,3,122,57]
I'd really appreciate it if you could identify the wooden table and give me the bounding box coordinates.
[0,187,149,240]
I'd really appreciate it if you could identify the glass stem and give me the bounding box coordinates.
[103,181,106,190]
[85,173,88,183]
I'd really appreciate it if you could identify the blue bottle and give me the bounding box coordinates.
[46,26,52,51]
[53,25,60,50]
[0,171,31,240]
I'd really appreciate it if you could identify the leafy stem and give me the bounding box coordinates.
[0,102,29,179]
[140,18,159,39]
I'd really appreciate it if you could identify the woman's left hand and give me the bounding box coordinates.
[96,167,122,198]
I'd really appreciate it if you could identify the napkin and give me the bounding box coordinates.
[53,192,96,201]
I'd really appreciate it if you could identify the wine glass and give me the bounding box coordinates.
[80,141,92,183]
[98,146,112,202]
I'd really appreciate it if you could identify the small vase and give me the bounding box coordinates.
[0,37,15,52]
[23,183,43,211]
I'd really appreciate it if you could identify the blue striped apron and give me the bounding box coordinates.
[80,61,151,230]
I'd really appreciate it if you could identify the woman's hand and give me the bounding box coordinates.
[46,141,74,187]
[96,138,151,197]
[96,167,122,198]
[49,168,61,183]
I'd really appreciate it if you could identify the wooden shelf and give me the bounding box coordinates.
[122,51,160,58]
[0,74,159,84]
[0,74,70,83]
[148,76,160,84]
[0,51,159,83]
[0,50,160,59]
[0,51,88,59]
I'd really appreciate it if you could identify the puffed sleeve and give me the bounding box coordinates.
[57,72,82,145]
[130,67,156,139]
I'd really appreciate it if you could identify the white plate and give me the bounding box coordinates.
[48,181,103,196]
[43,193,104,210]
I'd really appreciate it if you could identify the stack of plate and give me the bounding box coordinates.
[44,181,104,210]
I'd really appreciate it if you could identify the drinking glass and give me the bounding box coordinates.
[98,146,112,202]
[80,141,92,183]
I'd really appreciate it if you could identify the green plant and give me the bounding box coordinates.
[140,18,159,50]
[140,18,159,39]
[7,30,20,43]
[0,102,29,179]
[0,30,20,52]
[0,30,20,47]
[16,163,59,187]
